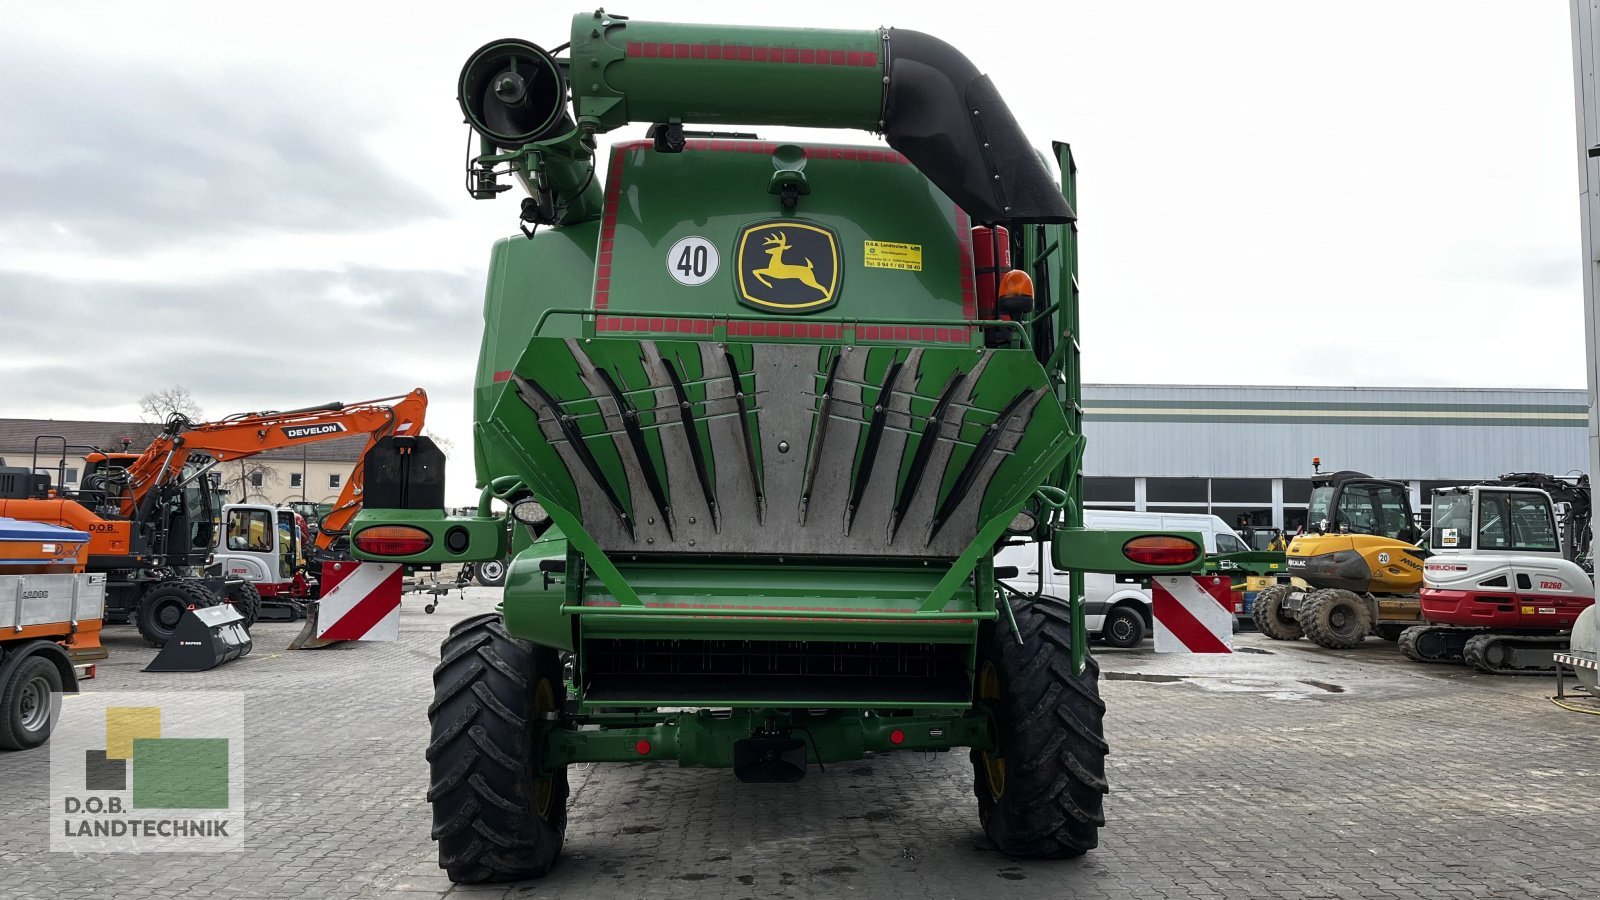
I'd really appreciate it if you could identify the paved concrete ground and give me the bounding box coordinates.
[3,586,1596,899]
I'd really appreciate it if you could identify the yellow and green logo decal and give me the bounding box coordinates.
[734,220,841,313]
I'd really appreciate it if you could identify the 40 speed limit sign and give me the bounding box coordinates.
[666,236,719,286]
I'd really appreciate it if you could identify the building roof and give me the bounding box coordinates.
[1082,384,1588,480]
[0,418,367,464]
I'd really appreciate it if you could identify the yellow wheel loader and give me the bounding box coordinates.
[1252,465,1425,649]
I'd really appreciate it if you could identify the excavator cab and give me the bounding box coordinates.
[1429,486,1561,557]
[1305,470,1420,544]
[147,457,220,567]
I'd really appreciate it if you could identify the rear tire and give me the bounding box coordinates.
[224,581,262,630]
[972,597,1108,859]
[1099,606,1146,648]
[474,559,508,588]
[1250,584,1302,641]
[0,655,63,751]
[1297,589,1370,649]
[134,579,221,647]
[428,613,568,883]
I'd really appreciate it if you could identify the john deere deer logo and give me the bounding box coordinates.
[735,220,841,313]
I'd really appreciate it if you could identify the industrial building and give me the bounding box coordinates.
[6,387,1585,529]
[1081,384,1588,531]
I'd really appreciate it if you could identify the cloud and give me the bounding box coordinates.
[0,267,480,414]
[1441,244,1581,291]
[0,49,447,254]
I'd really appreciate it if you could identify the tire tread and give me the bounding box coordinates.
[974,597,1109,859]
[428,615,566,883]
[1298,589,1369,650]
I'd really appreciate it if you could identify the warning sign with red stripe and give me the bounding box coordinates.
[315,561,403,641]
[1152,575,1233,654]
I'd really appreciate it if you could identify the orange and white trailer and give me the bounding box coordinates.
[0,517,107,750]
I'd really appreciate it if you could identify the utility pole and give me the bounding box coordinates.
[1573,0,1600,564]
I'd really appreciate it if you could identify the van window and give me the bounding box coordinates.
[1084,512,1160,530]
[1215,532,1248,554]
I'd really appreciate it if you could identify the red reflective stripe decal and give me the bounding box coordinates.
[318,567,403,641]
[593,316,964,344]
[593,146,626,310]
[1153,588,1231,654]
[625,42,878,67]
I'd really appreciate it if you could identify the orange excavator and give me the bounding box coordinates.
[0,390,428,646]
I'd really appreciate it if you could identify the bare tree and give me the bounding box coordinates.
[219,459,278,503]
[425,430,456,457]
[139,385,204,424]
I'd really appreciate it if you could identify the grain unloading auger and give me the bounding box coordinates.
[349,11,1215,883]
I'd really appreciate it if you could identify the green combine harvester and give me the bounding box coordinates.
[350,10,1217,883]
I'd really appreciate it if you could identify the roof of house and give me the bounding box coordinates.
[0,418,367,464]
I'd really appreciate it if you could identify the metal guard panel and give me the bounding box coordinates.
[573,560,988,642]
[490,337,1068,558]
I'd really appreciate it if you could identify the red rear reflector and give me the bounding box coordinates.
[889,729,905,745]
[1122,536,1201,567]
[635,739,652,755]
[353,525,433,556]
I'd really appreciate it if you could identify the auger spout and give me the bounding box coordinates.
[458,11,1073,225]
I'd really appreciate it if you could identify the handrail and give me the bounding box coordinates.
[563,605,993,621]
[530,306,1031,348]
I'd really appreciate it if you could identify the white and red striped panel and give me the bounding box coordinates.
[1152,575,1233,654]
[315,561,403,641]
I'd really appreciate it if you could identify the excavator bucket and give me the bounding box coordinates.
[288,604,337,650]
[143,604,252,673]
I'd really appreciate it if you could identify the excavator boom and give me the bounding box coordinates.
[114,389,429,540]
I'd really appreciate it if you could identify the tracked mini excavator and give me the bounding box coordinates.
[1401,474,1593,674]
[1252,460,1425,648]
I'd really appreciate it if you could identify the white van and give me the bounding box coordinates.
[996,510,1249,648]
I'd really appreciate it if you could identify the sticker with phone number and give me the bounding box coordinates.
[864,240,922,271]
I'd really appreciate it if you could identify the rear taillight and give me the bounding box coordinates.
[354,525,433,556]
[1122,535,1201,567]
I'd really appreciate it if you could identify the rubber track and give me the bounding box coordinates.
[1398,625,1470,664]
[974,597,1109,858]
[225,581,262,629]
[427,613,567,883]
[134,578,222,647]
[1462,633,1568,676]
[1297,589,1369,650]
[1251,584,1302,641]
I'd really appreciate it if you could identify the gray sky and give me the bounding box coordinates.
[0,2,1582,503]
